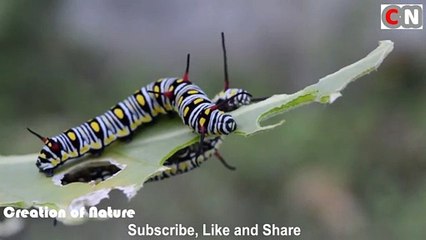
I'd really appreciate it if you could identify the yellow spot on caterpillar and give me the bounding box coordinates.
[169,86,174,91]
[204,108,211,115]
[136,118,143,125]
[136,94,146,106]
[90,121,100,132]
[141,115,152,123]
[184,106,190,117]
[40,153,46,158]
[188,90,198,94]
[177,79,183,83]
[50,159,59,166]
[114,108,124,119]
[154,105,166,114]
[80,145,90,154]
[104,134,115,145]
[130,122,139,130]
[69,150,79,158]
[116,128,129,137]
[47,143,52,147]
[61,153,69,160]
[154,85,160,93]
[152,107,158,115]
[91,141,102,149]
[178,96,184,106]
[164,103,173,111]
[179,162,188,171]
[199,117,206,127]
[194,98,203,105]
[67,131,77,141]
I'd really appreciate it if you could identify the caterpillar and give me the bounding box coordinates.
[28,33,259,177]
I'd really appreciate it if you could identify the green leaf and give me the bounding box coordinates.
[0,40,393,225]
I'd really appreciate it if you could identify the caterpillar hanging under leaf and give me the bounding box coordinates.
[28,33,266,177]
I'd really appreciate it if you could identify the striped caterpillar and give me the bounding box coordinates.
[28,33,261,177]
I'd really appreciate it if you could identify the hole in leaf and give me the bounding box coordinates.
[60,161,123,185]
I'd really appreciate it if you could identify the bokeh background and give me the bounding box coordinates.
[0,0,425,239]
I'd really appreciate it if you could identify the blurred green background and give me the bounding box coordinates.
[0,0,425,239]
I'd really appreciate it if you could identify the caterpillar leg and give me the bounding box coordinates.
[90,148,104,157]
[120,132,134,143]
[214,151,236,171]
[195,127,207,160]
[42,168,54,177]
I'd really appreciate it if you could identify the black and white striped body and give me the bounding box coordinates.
[36,78,177,172]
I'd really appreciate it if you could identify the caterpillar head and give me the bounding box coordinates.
[196,109,237,136]
[28,128,62,176]
[221,114,237,134]
[210,111,237,135]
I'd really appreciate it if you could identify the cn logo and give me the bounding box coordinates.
[381,4,423,29]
